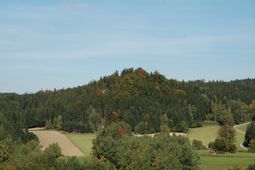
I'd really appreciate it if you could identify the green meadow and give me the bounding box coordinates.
[199,150,255,170]
[64,124,255,169]
[65,133,96,156]
[188,124,246,150]
[187,125,220,147]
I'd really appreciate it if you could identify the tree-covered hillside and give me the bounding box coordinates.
[1,68,255,133]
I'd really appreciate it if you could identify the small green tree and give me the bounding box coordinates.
[56,115,63,130]
[209,138,226,153]
[219,124,236,145]
[248,139,255,152]
[89,108,102,132]
[45,120,54,129]
[134,114,154,134]
[176,121,188,133]
[244,121,255,147]
[192,140,206,150]
[209,124,236,153]
[160,114,170,134]
[247,163,255,170]
[43,143,62,165]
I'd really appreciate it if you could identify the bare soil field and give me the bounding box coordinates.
[29,128,84,156]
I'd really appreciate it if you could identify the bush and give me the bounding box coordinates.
[43,143,62,165]
[227,164,241,170]
[248,139,255,152]
[192,140,206,150]
[134,121,154,134]
[208,138,236,153]
[175,121,189,133]
[227,144,237,153]
[21,129,38,143]
[244,122,255,147]
[247,163,255,170]
[213,138,227,152]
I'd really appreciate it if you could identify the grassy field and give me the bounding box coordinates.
[199,150,255,170]
[65,133,95,156]
[188,124,254,170]
[30,128,84,156]
[63,124,246,157]
[187,125,220,147]
[187,124,246,150]
[62,124,250,169]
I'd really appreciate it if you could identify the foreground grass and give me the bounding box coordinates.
[199,150,255,170]
[65,133,96,156]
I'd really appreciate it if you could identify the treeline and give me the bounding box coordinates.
[0,68,255,133]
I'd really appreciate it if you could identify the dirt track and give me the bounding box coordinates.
[29,128,84,156]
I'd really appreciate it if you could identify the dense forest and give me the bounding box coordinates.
[1,68,255,135]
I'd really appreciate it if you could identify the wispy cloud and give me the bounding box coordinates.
[1,33,254,60]
[60,2,88,12]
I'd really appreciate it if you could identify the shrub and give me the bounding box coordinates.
[134,121,154,134]
[227,164,241,170]
[247,163,255,170]
[175,121,189,133]
[208,138,236,153]
[248,139,255,152]
[244,122,255,147]
[192,140,206,150]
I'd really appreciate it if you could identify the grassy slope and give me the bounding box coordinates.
[199,150,255,170]
[187,124,245,150]
[65,133,95,156]
[187,125,219,147]
[235,122,250,133]
[188,124,255,170]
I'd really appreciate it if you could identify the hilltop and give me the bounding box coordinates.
[1,68,255,135]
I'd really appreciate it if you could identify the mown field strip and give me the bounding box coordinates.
[29,128,84,156]
[65,133,95,156]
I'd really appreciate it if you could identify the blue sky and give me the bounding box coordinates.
[0,0,255,93]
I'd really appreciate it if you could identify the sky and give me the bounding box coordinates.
[0,0,255,94]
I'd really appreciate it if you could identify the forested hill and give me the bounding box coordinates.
[1,68,255,134]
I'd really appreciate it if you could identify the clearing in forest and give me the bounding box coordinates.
[29,128,84,157]
[187,125,220,147]
[65,133,95,156]
[187,124,246,150]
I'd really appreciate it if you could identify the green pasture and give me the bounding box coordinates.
[199,150,255,170]
[187,125,219,147]
[187,124,246,150]
[65,133,96,156]
[63,123,253,169]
